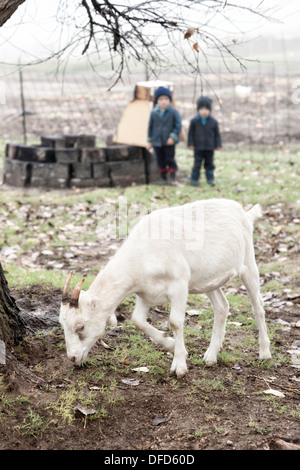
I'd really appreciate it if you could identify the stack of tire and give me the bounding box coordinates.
[3,134,159,189]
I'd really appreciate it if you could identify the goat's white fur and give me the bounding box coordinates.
[59,198,271,377]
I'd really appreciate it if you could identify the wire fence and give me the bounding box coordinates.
[0,61,299,148]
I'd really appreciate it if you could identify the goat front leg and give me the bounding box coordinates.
[131,295,175,353]
[169,283,188,378]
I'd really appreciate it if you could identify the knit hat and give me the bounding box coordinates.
[154,86,172,104]
[196,96,212,111]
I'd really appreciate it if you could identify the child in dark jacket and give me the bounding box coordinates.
[188,96,222,186]
[146,86,182,185]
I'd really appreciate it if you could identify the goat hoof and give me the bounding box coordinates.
[108,313,118,327]
[205,361,217,367]
[203,350,217,366]
[170,359,187,378]
[176,368,188,378]
[259,351,272,360]
[170,367,188,378]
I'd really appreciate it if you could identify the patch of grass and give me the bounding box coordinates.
[194,427,209,438]
[108,321,170,376]
[0,389,29,421]
[213,425,226,435]
[2,263,95,290]
[47,377,124,425]
[263,395,300,419]
[261,279,284,292]
[19,408,49,438]
[248,418,274,435]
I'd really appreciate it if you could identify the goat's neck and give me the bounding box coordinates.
[87,255,135,313]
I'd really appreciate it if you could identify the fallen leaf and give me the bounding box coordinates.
[74,405,96,429]
[286,349,300,365]
[264,388,285,398]
[154,307,167,314]
[291,376,300,382]
[75,405,96,416]
[41,250,54,256]
[132,367,149,373]
[186,309,202,316]
[100,339,114,350]
[193,43,199,52]
[121,378,140,386]
[152,416,172,426]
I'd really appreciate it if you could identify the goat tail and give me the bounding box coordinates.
[246,203,262,224]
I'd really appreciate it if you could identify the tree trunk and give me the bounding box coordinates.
[0,0,26,27]
[0,262,25,345]
[0,263,46,387]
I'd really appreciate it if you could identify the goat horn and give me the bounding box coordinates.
[62,272,73,304]
[69,278,85,308]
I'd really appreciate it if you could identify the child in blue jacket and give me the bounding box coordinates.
[188,96,222,186]
[146,86,182,185]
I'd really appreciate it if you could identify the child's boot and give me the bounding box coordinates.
[206,169,215,186]
[169,169,177,185]
[190,170,200,186]
[159,169,168,185]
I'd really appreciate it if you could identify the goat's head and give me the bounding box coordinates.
[59,272,107,364]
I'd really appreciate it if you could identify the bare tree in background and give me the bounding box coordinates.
[56,0,279,87]
[0,0,279,87]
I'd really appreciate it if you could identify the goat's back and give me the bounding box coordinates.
[121,198,259,290]
[129,198,255,244]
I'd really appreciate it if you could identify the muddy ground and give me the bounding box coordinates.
[0,192,300,451]
[1,271,300,450]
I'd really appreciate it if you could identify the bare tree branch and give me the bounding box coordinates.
[0,0,26,27]
[0,0,280,87]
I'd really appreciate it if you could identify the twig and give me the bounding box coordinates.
[249,375,300,395]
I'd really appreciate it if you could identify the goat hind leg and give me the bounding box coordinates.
[240,262,271,360]
[107,312,118,326]
[204,288,229,366]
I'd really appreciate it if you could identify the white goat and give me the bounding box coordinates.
[235,85,252,100]
[59,198,271,377]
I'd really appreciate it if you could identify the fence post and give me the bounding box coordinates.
[19,67,27,144]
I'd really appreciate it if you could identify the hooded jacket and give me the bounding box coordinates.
[147,105,182,147]
[188,114,222,150]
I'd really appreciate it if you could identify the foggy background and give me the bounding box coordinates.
[0,0,299,146]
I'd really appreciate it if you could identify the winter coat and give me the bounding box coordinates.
[188,115,222,150]
[147,105,182,147]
